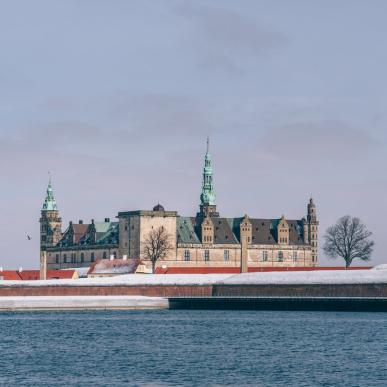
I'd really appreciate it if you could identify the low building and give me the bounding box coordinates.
[87,259,140,278]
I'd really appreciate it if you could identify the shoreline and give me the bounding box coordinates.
[0,296,169,311]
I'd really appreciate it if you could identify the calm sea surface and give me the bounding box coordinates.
[0,310,386,386]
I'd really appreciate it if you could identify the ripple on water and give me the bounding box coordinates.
[0,310,386,386]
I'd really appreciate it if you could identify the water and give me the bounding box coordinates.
[0,310,386,386]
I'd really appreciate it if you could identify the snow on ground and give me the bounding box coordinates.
[0,274,232,287]
[218,269,387,285]
[371,264,387,270]
[1,268,387,287]
[0,296,168,310]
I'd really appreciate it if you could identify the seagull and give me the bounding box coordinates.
[27,235,31,240]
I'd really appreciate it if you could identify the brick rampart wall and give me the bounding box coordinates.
[1,283,387,298]
[0,285,212,297]
[213,284,387,298]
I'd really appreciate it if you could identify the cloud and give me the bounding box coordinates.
[105,93,216,140]
[259,120,377,162]
[173,1,287,74]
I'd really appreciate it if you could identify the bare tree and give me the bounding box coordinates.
[323,216,374,268]
[141,226,172,273]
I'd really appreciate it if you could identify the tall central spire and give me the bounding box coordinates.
[200,137,216,206]
[42,177,58,211]
[197,138,219,218]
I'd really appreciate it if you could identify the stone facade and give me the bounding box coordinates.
[41,141,318,271]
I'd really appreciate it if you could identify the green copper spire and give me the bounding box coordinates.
[42,177,58,211]
[200,137,216,206]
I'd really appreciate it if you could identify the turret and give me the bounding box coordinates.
[197,138,219,219]
[240,215,252,273]
[307,197,317,223]
[307,197,319,264]
[39,178,62,251]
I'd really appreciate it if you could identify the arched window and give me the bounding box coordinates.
[278,251,283,262]
[204,250,210,261]
[80,253,84,263]
[184,250,190,261]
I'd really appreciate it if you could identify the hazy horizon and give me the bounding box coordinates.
[1,0,387,268]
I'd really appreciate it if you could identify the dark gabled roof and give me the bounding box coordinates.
[57,223,89,247]
[177,217,201,244]
[212,218,239,244]
[57,221,118,247]
[177,216,306,245]
[96,222,119,245]
[248,218,304,245]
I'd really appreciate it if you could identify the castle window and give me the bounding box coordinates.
[63,254,67,263]
[278,251,284,262]
[80,253,84,263]
[204,250,210,261]
[293,251,298,262]
[184,250,190,261]
[103,252,107,259]
[113,252,117,259]
[55,254,59,264]
[224,250,229,261]
[91,252,95,262]
[262,251,268,262]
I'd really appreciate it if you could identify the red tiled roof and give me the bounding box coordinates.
[73,224,89,243]
[0,271,23,280]
[0,270,76,280]
[155,266,373,274]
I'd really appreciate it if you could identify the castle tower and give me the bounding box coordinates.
[39,178,62,251]
[240,215,252,273]
[307,197,319,263]
[197,138,219,219]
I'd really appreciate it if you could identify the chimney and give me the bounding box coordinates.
[79,220,83,224]
[105,218,110,223]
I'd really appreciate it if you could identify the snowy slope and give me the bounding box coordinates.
[1,268,387,287]
[218,269,387,285]
[0,274,232,287]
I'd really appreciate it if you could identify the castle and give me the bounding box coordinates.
[40,140,318,271]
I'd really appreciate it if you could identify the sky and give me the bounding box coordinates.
[1,0,387,268]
